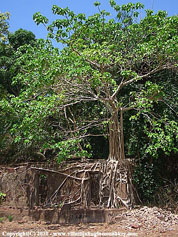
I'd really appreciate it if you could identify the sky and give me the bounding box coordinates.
[1,0,178,47]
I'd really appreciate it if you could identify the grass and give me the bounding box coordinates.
[7,215,13,222]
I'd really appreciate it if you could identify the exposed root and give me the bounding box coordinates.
[99,159,133,208]
[29,159,134,209]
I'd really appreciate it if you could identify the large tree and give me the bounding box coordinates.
[32,1,178,161]
[2,1,177,207]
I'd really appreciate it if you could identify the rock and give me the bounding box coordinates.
[113,206,178,232]
[131,224,141,229]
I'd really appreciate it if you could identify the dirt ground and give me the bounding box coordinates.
[0,221,178,237]
[1,206,178,236]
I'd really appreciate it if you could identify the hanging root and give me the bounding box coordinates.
[33,159,134,209]
[99,158,133,208]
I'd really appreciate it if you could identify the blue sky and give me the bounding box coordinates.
[1,0,178,43]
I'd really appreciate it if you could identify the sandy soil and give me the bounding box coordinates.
[1,206,178,236]
[0,220,178,236]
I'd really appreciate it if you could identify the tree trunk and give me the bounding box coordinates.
[98,108,134,208]
[108,110,125,161]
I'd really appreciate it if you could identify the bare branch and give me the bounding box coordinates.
[111,81,124,99]
[111,65,175,99]
[71,46,101,70]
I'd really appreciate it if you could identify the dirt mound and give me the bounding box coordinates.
[114,206,178,233]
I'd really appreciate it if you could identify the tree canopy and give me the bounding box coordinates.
[0,28,37,161]
[33,1,178,160]
[0,11,10,42]
[8,28,36,50]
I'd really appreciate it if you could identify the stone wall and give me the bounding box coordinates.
[0,163,64,208]
[0,166,28,208]
[0,160,132,224]
[0,160,102,209]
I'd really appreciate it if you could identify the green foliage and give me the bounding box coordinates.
[7,215,13,222]
[94,1,101,7]
[145,119,178,157]
[51,139,92,163]
[0,11,10,42]
[133,156,161,202]
[0,28,37,162]
[0,29,37,96]
[8,28,36,50]
[33,12,48,25]
[0,191,6,204]
[40,174,47,180]
[125,71,178,202]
